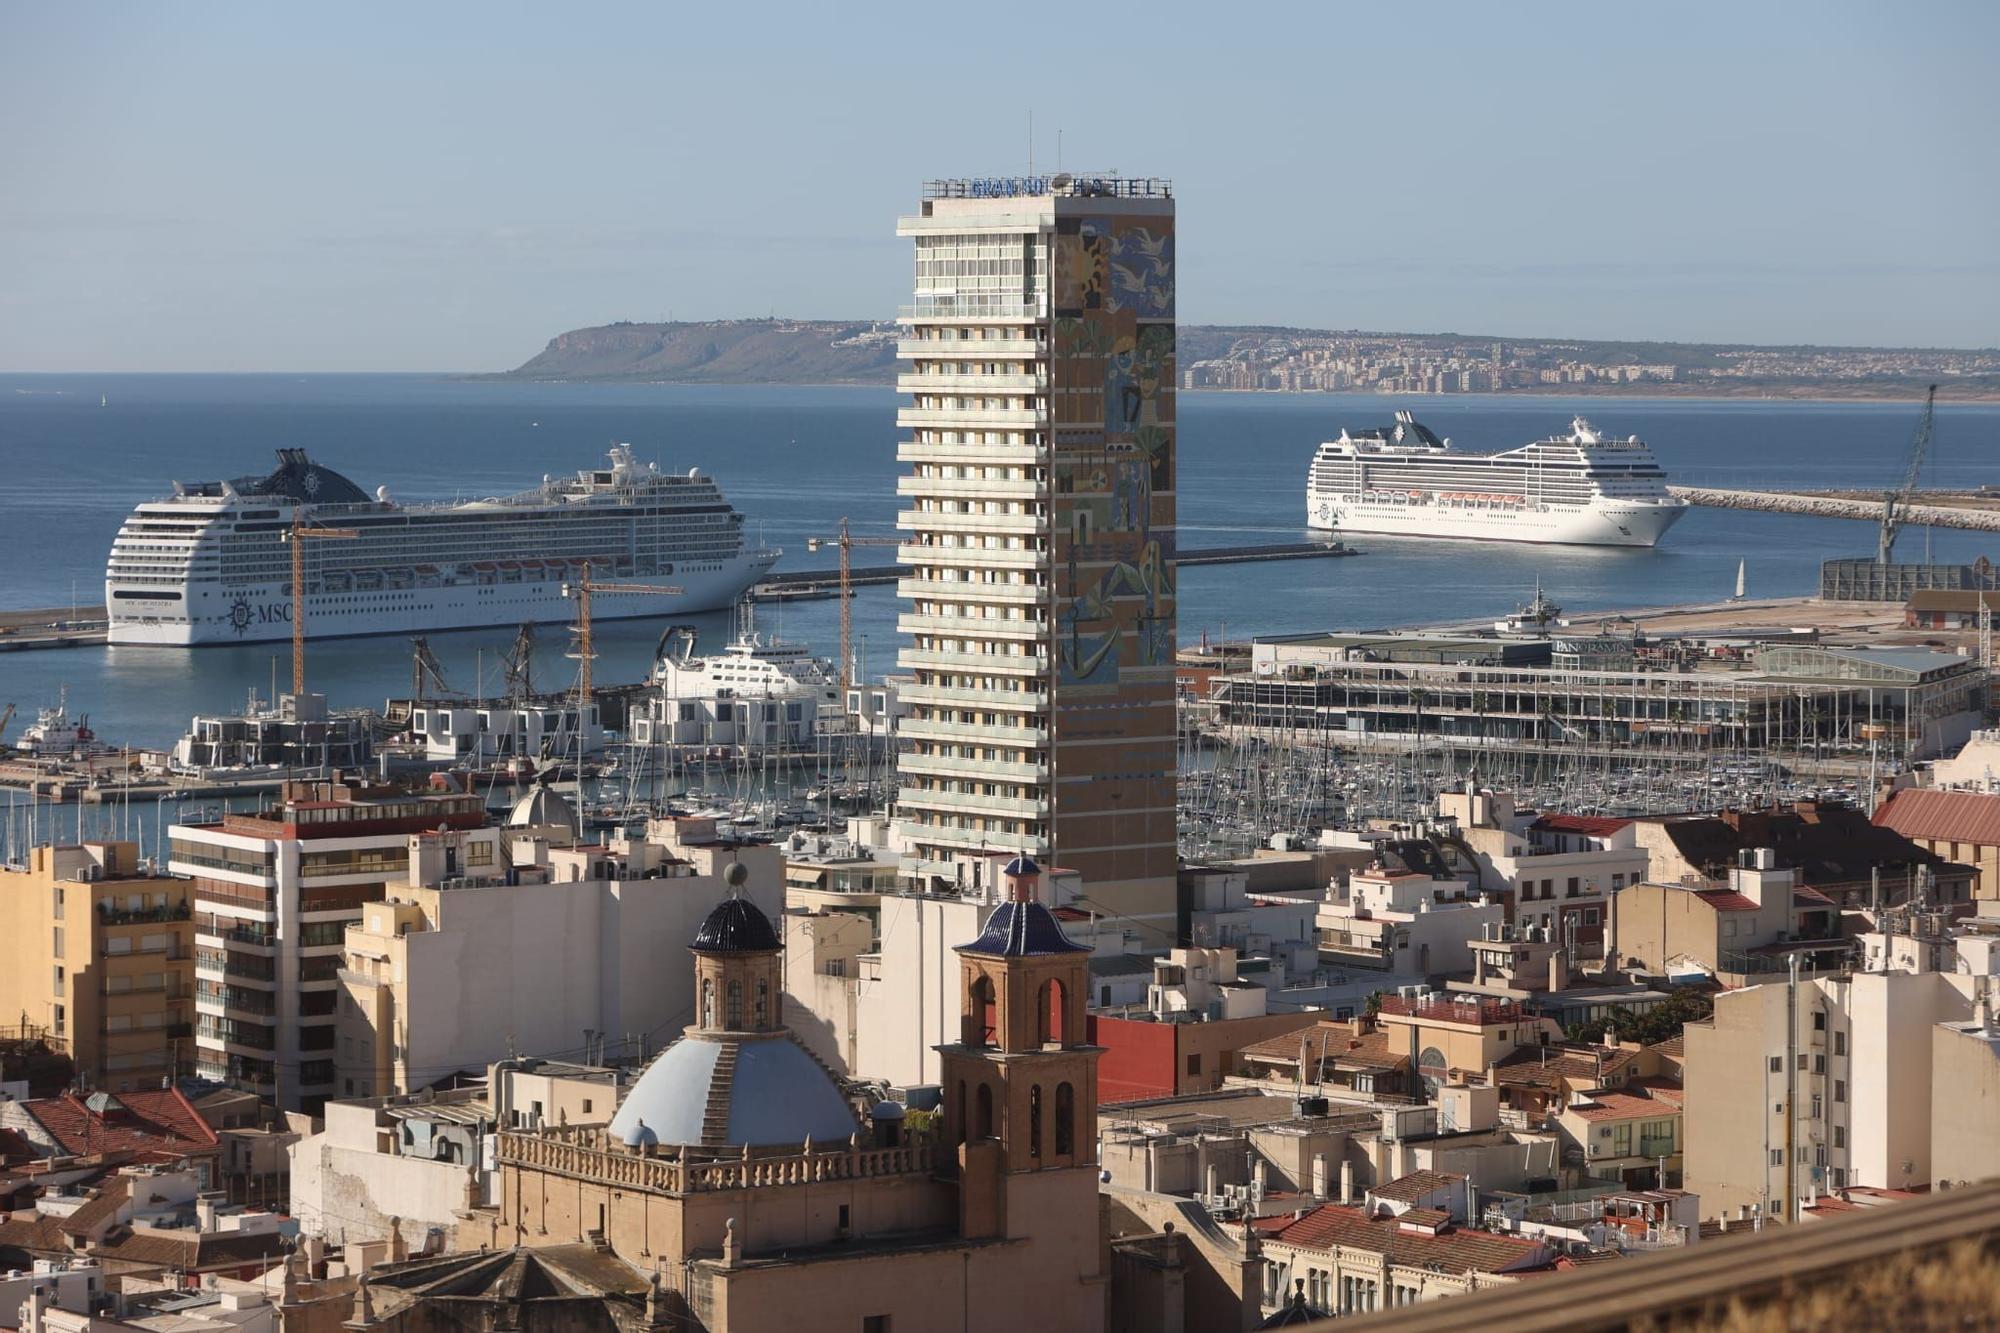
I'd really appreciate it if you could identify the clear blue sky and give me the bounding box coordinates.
[2,1,1995,371]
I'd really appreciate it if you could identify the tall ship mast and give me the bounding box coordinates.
[1306,412,1688,547]
[105,445,780,645]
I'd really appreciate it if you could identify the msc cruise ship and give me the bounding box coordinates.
[106,445,780,645]
[1306,412,1688,547]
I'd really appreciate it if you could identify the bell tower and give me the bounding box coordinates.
[938,857,1101,1240]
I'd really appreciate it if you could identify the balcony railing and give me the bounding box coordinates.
[97,902,192,926]
[496,1126,933,1195]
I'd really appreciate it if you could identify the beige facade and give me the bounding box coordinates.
[892,177,1179,929]
[0,842,193,1092]
[337,817,782,1098]
[1929,1014,2000,1188]
[1607,862,1842,984]
[1683,965,1976,1222]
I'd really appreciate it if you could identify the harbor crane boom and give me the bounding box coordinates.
[281,516,359,695]
[0,703,14,745]
[560,563,684,719]
[1877,384,1940,565]
[807,517,900,694]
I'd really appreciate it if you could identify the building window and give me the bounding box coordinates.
[1834,1031,1846,1057]
[756,979,770,1029]
[1834,1126,1845,1149]
[1769,1056,1783,1073]
[862,1317,891,1333]
[1028,1084,1042,1158]
[1834,1079,1846,1103]
[1813,1010,1826,1032]
[1186,1053,1202,1078]
[727,980,743,1030]
[1813,1055,1825,1074]
[1770,1148,1783,1166]
[1056,1082,1075,1156]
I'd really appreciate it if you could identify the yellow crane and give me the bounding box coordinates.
[281,516,358,695]
[560,563,685,719]
[807,517,900,694]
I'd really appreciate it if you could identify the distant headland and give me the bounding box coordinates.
[497,318,2000,400]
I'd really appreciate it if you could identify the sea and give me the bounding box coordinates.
[1,374,1995,752]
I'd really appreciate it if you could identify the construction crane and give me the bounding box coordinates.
[807,517,900,694]
[1878,383,1940,565]
[281,516,358,695]
[0,703,14,746]
[560,563,684,720]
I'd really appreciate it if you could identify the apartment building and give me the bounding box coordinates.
[1316,864,1507,977]
[892,174,1178,927]
[168,777,485,1113]
[336,816,781,1098]
[1681,939,1984,1222]
[1607,855,1846,984]
[1435,790,1648,957]
[0,842,194,1092]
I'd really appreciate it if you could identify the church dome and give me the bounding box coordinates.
[506,783,576,828]
[691,896,780,954]
[607,1036,858,1149]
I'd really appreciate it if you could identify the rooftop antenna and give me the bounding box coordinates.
[1028,109,1033,176]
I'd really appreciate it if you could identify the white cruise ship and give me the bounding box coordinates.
[1306,412,1687,547]
[106,445,779,645]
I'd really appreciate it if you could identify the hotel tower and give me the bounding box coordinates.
[893,175,1177,920]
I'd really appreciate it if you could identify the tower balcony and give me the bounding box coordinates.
[897,440,1045,466]
[897,372,1045,394]
[898,337,1041,359]
[897,407,1048,430]
[897,682,1049,711]
[898,718,1049,746]
[897,510,1044,535]
[898,648,1049,675]
[896,614,1046,641]
[898,752,1049,784]
[896,577,1044,603]
[895,787,1050,819]
[896,475,1047,501]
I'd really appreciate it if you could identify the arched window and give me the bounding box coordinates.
[1055,1081,1075,1156]
[975,1083,994,1139]
[956,1079,969,1146]
[1028,1084,1043,1158]
[755,978,769,1029]
[966,974,997,1046]
[1039,977,1067,1046]
[1418,1045,1447,1098]
[727,980,743,1030]
[701,977,715,1029]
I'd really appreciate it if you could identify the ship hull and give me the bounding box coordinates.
[1306,493,1687,548]
[106,557,776,646]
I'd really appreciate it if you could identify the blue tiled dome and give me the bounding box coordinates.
[957,900,1089,958]
[692,896,780,954]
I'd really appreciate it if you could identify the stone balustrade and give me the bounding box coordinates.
[496,1128,933,1196]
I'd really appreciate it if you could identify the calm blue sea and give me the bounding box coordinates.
[1,374,1994,749]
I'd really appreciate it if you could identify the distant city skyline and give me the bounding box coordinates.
[2,1,1996,371]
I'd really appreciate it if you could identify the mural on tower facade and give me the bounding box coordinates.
[1049,213,1176,694]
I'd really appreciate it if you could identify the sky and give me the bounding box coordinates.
[2,1,1997,371]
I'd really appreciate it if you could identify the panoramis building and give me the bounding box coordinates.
[892,174,1178,925]
[0,842,194,1092]
[478,859,1111,1331]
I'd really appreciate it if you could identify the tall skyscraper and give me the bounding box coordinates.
[893,175,1177,920]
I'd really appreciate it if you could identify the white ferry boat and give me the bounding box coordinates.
[1306,412,1687,547]
[105,445,780,645]
[628,605,840,753]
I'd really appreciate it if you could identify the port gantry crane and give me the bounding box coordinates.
[281,514,359,695]
[560,563,684,723]
[807,516,900,695]
[1878,383,1941,565]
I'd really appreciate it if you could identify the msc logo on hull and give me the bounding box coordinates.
[228,598,292,636]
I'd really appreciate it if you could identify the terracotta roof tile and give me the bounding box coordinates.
[1693,889,1761,913]
[16,1089,217,1164]
[1369,1170,1466,1204]
[1566,1091,1682,1122]
[1875,787,2000,848]
[1254,1204,1547,1275]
